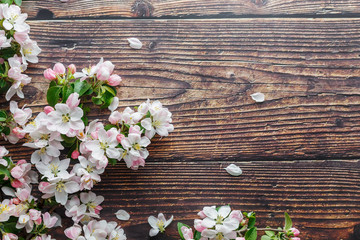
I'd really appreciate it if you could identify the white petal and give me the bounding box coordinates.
[148,216,158,228]
[201,217,216,228]
[218,205,231,218]
[225,164,242,176]
[149,228,159,237]
[127,38,142,49]
[203,206,218,219]
[250,92,265,103]
[115,210,130,221]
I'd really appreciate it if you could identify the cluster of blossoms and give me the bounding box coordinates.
[0,58,174,239]
[176,206,300,240]
[0,3,41,101]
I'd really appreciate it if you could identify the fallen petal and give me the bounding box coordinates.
[250,92,265,103]
[127,38,143,49]
[225,164,242,176]
[115,209,130,221]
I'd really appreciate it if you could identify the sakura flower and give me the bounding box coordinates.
[42,212,58,228]
[141,108,174,139]
[47,100,84,135]
[0,199,15,222]
[65,195,87,223]
[14,31,29,45]
[79,191,104,216]
[5,69,31,101]
[40,173,80,205]
[148,213,173,237]
[73,156,103,190]
[1,233,18,240]
[36,158,70,180]
[84,128,120,162]
[10,101,32,126]
[65,224,82,239]
[107,222,127,240]
[20,39,41,64]
[2,4,29,32]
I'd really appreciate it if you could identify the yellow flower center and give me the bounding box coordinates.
[0,204,9,214]
[55,181,65,192]
[62,114,70,123]
[157,220,165,232]
[50,164,59,176]
[152,120,161,128]
[133,143,141,150]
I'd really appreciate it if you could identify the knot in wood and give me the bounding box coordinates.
[251,0,268,7]
[132,0,154,17]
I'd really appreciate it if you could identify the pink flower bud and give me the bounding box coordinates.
[290,238,301,240]
[181,226,194,240]
[71,150,80,159]
[68,64,76,74]
[53,62,66,75]
[11,165,24,179]
[96,66,110,81]
[66,93,80,109]
[229,210,243,222]
[194,219,206,232]
[11,179,23,188]
[44,68,56,80]
[94,205,102,215]
[107,74,122,86]
[44,106,55,114]
[12,127,25,139]
[2,233,18,240]
[29,209,41,221]
[34,217,42,225]
[39,181,50,192]
[116,134,125,143]
[290,228,300,237]
[12,198,20,205]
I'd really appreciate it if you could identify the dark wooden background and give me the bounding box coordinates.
[3,0,360,239]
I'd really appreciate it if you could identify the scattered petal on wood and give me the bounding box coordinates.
[127,38,143,49]
[225,164,242,176]
[250,92,265,103]
[115,209,131,221]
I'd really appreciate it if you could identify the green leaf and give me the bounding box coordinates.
[102,85,117,96]
[2,126,10,135]
[265,230,275,236]
[92,96,103,105]
[14,0,21,5]
[193,231,202,240]
[108,158,117,166]
[248,215,256,228]
[1,0,13,5]
[72,79,92,97]
[245,227,257,240]
[177,222,191,240]
[104,124,116,131]
[0,117,6,122]
[49,80,57,88]
[61,134,76,144]
[47,86,62,106]
[62,85,74,102]
[284,212,292,231]
[3,219,21,234]
[100,91,114,109]
[261,236,271,240]
[0,165,11,180]
[0,110,7,119]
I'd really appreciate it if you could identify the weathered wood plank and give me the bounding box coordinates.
[2,18,359,161]
[22,0,360,19]
[49,160,359,240]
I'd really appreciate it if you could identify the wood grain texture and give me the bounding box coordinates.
[48,160,359,240]
[4,18,360,161]
[21,0,360,19]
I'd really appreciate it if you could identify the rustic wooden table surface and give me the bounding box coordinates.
[2,0,360,239]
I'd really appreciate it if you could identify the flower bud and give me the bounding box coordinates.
[11,165,24,179]
[11,179,23,188]
[290,228,300,237]
[44,68,56,80]
[12,198,20,205]
[290,238,301,240]
[68,64,76,74]
[107,74,122,86]
[96,66,110,81]
[116,134,125,143]
[14,31,29,45]
[66,92,80,109]
[12,127,25,139]
[44,106,54,114]
[53,62,66,75]
[71,150,80,159]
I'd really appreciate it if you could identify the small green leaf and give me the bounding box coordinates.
[14,0,21,5]
[245,227,257,240]
[102,85,117,96]
[1,0,13,5]
[265,230,275,236]
[92,96,103,105]
[0,165,11,180]
[62,85,74,102]
[0,117,6,122]
[2,126,10,135]
[72,79,92,97]
[104,124,116,131]
[0,110,7,119]
[108,158,117,166]
[284,212,292,231]
[193,231,202,240]
[261,236,271,240]
[47,86,61,106]
[248,215,256,228]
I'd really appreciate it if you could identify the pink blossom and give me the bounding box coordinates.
[10,101,32,126]
[12,198,20,205]
[44,106,54,114]
[229,210,243,222]
[2,233,18,240]
[43,212,58,228]
[236,238,245,240]
[181,226,193,240]
[291,238,301,240]
[14,31,29,45]
[71,150,80,159]
[11,179,23,188]
[12,127,25,139]
[65,224,82,239]
[107,74,122,86]
[44,68,56,80]
[68,64,76,74]
[11,165,25,179]
[194,219,206,232]
[116,134,125,143]
[29,209,41,221]
[53,63,66,75]
[66,93,80,110]
[290,228,300,237]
